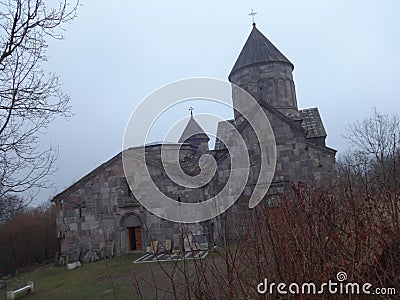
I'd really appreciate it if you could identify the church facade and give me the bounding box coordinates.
[52,24,336,262]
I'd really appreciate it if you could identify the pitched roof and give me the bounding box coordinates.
[229,25,294,79]
[178,115,209,143]
[299,108,327,138]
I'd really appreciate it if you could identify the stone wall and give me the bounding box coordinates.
[54,145,214,260]
[54,155,145,260]
[213,100,336,239]
[123,143,215,248]
[230,62,298,117]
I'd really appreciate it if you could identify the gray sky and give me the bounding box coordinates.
[38,0,400,204]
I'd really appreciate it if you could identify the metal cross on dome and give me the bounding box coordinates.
[249,9,257,25]
[189,106,194,116]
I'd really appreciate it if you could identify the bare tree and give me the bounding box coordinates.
[0,194,23,222]
[0,201,57,275]
[0,0,78,217]
[343,109,400,190]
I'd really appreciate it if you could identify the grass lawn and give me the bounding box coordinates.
[2,251,223,299]
[2,254,153,300]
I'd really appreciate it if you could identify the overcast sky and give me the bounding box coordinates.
[38,0,400,204]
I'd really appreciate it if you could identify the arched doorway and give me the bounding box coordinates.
[120,212,144,252]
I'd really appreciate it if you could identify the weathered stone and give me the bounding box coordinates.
[83,251,99,263]
[165,239,172,253]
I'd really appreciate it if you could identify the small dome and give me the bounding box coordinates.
[178,114,209,143]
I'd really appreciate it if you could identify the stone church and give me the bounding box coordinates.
[52,24,336,261]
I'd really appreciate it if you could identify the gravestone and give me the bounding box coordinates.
[172,235,181,253]
[165,239,172,253]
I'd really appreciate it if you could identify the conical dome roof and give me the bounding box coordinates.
[229,25,294,79]
[178,114,209,143]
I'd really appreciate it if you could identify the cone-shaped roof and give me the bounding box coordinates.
[178,114,209,143]
[229,25,294,79]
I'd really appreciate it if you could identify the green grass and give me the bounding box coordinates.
[2,252,214,299]
[3,254,146,300]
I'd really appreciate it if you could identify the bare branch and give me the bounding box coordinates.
[0,0,78,214]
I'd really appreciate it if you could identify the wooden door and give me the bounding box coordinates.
[134,226,141,250]
[128,226,142,250]
[128,227,135,250]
